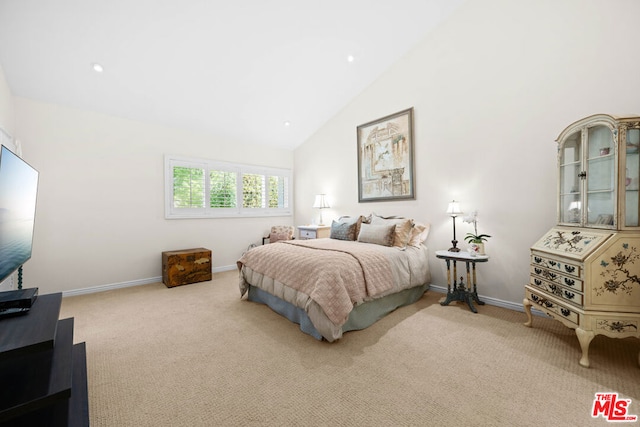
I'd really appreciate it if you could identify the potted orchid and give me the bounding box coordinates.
[462,211,491,255]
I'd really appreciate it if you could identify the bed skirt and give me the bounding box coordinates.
[247,283,429,341]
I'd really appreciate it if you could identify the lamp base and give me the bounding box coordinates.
[449,239,461,252]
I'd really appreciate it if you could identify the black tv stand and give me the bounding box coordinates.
[0,293,89,426]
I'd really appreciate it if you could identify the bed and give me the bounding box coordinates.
[237,215,431,341]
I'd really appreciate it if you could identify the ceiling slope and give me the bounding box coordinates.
[0,0,464,148]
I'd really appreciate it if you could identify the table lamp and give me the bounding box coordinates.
[313,194,330,226]
[446,200,463,252]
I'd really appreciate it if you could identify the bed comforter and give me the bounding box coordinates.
[237,238,430,340]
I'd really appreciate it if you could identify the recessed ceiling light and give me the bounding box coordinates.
[347,55,355,63]
[283,121,291,127]
[92,63,104,73]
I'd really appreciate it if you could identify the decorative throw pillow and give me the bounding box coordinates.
[334,215,367,240]
[269,225,294,243]
[330,219,358,241]
[269,231,290,243]
[370,214,413,248]
[407,222,430,247]
[357,223,395,247]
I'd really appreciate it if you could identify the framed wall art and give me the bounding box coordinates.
[357,107,415,202]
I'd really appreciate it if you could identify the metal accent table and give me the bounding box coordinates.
[436,250,489,313]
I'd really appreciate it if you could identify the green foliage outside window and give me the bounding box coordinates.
[269,176,287,208]
[173,166,204,208]
[167,156,291,218]
[210,170,236,208]
[242,173,264,208]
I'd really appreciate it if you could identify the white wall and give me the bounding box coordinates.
[294,0,640,307]
[0,66,13,135]
[14,97,294,294]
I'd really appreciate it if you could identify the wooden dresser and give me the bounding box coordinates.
[524,114,640,368]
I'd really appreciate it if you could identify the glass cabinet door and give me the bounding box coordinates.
[559,125,616,228]
[559,131,582,224]
[625,128,640,226]
[585,125,615,227]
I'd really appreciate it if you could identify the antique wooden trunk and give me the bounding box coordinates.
[162,248,212,287]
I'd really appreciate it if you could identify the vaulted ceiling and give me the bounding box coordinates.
[0,0,464,149]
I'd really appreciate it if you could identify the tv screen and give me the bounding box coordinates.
[0,145,39,284]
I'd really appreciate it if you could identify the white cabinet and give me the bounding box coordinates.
[524,114,640,368]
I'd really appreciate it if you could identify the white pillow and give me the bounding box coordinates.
[357,223,395,246]
[407,222,430,247]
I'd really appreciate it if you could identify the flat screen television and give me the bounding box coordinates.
[0,145,39,284]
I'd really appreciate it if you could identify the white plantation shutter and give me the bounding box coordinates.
[242,172,265,208]
[209,170,237,208]
[172,165,205,208]
[164,155,292,219]
[268,174,289,208]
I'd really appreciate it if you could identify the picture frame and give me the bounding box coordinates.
[357,108,415,202]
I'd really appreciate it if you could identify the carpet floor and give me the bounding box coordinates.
[59,270,640,426]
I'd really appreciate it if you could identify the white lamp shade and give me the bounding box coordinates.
[446,200,463,216]
[313,194,330,209]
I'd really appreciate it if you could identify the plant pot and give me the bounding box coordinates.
[469,243,479,256]
[476,242,485,255]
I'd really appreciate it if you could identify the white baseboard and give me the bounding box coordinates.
[429,284,547,316]
[62,272,545,318]
[61,264,237,297]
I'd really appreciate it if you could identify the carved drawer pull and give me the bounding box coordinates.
[561,308,570,317]
[564,291,575,299]
[549,261,557,267]
[534,279,542,286]
[530,294,539,302]
[548,272,557,280]
[564,265,575,273]
[534,257,542,264]
[534,267,542,274]
[564,278,575,287]
[544,300,553,308]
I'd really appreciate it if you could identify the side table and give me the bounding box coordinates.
[435,250,489,313]
[297,225,331,240]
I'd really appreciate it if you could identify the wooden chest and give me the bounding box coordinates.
[162,248,212,287]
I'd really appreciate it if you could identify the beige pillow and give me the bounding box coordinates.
[370,214,413,248]
[269,225,294,243]
[357,223,395,246]
[408,222,430,247]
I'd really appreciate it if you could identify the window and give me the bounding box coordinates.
[165,155,292,219]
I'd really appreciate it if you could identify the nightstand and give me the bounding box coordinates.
[297,225,331,240]
[435,250,489,313]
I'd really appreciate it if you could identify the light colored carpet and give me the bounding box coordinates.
[59,270,640,426]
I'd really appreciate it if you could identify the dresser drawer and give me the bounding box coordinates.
[529,265,584,292]
[531,254,582,279]
[299,229,317,239]
[525,287,580,326]
[529,276,584,306]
